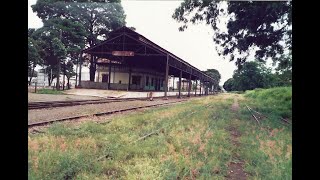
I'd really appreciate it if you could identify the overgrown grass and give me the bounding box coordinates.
[28,92,292,179]
[36,89,65,95]
[236,87,292,179]
[244,86,292,119]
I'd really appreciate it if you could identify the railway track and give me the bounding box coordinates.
[28,99,188,128]
[28,94,200,110]
[28,97,151,110]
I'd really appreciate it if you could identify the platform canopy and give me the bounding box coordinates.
[82,26,215,83]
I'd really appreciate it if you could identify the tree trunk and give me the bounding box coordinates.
[62,62,66,90]
[56,57,60,90]
[67,77,70,89]
[48,75,52,86]
[75,58,78,87]
[29,66,35,86]
[89,56,96,82]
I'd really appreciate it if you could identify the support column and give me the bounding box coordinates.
[97,68,100,82]
[188,74,191,97]
[172,76,174,91]
[178,70,182,98]
[195,79,197,96]
[199,80,202,96]
[128,67,132,91]
[182,80,184,92]
[78,52,83,87]
[108,62,111,89]
[211,85,214,94]
[164,54,169,98]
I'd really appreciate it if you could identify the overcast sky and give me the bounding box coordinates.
[28,0,238,85]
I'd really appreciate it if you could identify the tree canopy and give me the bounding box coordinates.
[203,69,221,90]
[28,0,125,83]
[222,61,290,92]
[32,0,127,81]
[223,78,234,92]
[173,1,292,68]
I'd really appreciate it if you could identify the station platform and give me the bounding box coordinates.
[64,88,200,99]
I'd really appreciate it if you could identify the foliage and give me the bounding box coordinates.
[28,37,43,84]
[32,0,127,81]
[223,78,234,92]
[173,1,292,68]
[52,37,67,59]
[273,51,292,86]
[28,37,42,68]
[203,69,221,90]
[222,61,287,92]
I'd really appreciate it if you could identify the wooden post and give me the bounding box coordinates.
[188,74,191,97]
[164,54,169,98]
[178,70,182,98]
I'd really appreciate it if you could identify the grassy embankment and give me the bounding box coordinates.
[28,87,292,179]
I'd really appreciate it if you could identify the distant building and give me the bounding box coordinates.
[29,68,77,88]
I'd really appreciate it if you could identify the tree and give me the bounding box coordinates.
[45,65,59,86]
[30,17,86,89]
[223,78,235,92]
[203,69,221,90]
[28,37,43,85]
[32,0,126,81]
[52,37,67,89]
[232,62,265,91]
[173,1,292,68]
[62,61,77,89]
[274,51,292,86]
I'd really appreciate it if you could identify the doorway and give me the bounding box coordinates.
[102,74,108,83]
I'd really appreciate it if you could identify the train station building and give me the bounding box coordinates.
[79,26,216,97]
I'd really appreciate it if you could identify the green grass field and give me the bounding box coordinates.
[28,87,292,179]
[36,89,65,95]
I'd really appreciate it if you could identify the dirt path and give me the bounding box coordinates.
[231,98,239,112]
[226,98,248,180]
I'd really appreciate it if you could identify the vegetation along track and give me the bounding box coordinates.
[28,98,189,128]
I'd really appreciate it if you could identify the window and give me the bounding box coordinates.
[151,78,154,86]
[146,76,149,86]
[132,76,141,85]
